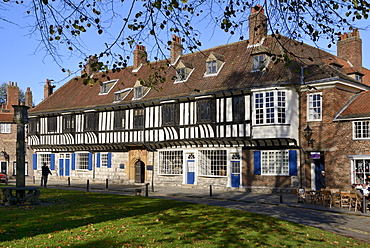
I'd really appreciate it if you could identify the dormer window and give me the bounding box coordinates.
[205,52,225,76]
[355,74,363,82]
[176,68,187,81]
[347,72,364,83]
[134,86,143,99]
[206,61,217,74]
[100,79,118,95]
[114,88,132,103]
[175,60,194,83]
[132,80,150,100]
[252,54,265,70]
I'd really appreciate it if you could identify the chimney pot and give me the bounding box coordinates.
[337,29,362,72]
[133,45,147,68]
[170,35,183,64]
[248,5,267,45]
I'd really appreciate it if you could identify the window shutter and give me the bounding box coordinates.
[96,153,101,168]
[71,153,76,170]
[107,153,112,168]
[88,153,93,171]
[254,151,261,175]
[289,150,298,176]
[50,154,55,170]
[32,154,37,170]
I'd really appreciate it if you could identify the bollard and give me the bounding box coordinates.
[106,178,109,189]
[33,176,35,184]
[68,177,71,187]
[145,183,149,197]
[280,189,283,203]
[363,196,367,214]
[86,180,89,192]
[210,185,213,197]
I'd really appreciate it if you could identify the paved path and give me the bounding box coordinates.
[21,178,370,244]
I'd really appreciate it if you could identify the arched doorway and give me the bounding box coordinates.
[135,159,145,183]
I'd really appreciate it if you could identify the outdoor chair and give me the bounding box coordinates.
[340,192,351,209]
[350,193,362,212]
[329,189,341,207]
[296,188,306,203]
[321,190,332,208]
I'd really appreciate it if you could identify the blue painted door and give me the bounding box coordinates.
[59,154,71,176]
[187,160,195,184]
[231,161,240,187]
[59,158,64,176]
[65,155,71,176]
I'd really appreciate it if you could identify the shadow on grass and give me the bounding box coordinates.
[0,187,366,247]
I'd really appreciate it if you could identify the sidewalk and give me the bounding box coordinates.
[23,178,370,216]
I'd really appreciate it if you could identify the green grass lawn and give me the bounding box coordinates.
[0,187,367,247]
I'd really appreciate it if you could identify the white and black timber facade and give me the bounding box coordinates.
[27,6,370,192]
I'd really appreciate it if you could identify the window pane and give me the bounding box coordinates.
[159,151,183,174]
[38,154,51,170]
[261,150,289,175]
[101,153,108,167]
[199,150,227,176]
[207,61,217,74]
[308,93,322,120]
[76,153,89,170]
[177,68,186,81]
[0,124,11,133]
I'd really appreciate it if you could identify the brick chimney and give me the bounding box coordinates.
[7,81,19,110]
[248,5,267,45]
[44,79,55,100]
[171,35,183,64]
[25,87,33,107]
[337,29,362,72]
[133,45,147,69]
[82,55,99,76]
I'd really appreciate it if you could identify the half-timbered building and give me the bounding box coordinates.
[27,6,370,192]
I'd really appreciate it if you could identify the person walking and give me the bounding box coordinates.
[41,163,52,188]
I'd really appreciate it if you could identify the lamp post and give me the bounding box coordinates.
[12,105,30,200]
[304,125,315,148]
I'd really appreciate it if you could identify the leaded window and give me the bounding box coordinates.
[197,98,215,124]
[114,110,126,130]
[254,91,286,125]
[233,96,245,123]
[28,118,39,134]
[162,103,178,126]
[100,153,108,167]
[38,153,50,170]
[308,93,322,121]
[261,150,289,175]
[199,150,227,176]
[354,121,370,139]
[0,123,11,133]
[159,150,183,175]
[63,115,75,133]
[133,109,144,129]
[76,153,89,170]
[47,116,57,132]
[84,112,98,131]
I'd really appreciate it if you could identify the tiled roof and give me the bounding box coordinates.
[337,91,370,119]
[29,35,370,115]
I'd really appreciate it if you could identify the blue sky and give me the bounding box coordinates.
[1,4,370,105]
